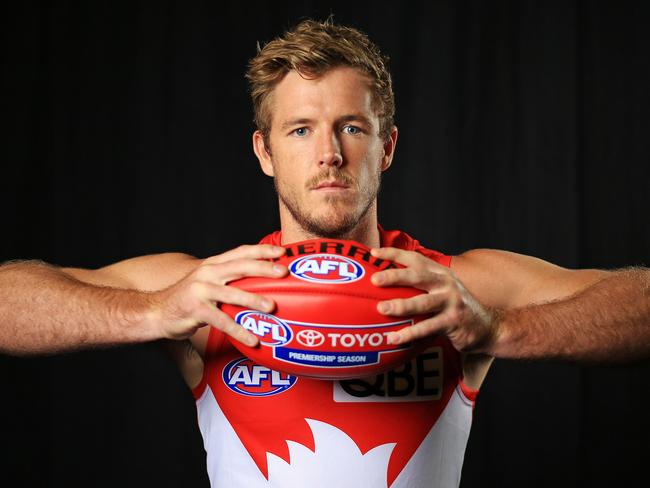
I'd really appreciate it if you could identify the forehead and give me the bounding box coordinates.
[269,67,376,128]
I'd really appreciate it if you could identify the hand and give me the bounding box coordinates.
[370,247,496,352]
[149,244,287,345]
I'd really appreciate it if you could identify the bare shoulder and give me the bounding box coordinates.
[63,252,201,292]
[451,248,609,309]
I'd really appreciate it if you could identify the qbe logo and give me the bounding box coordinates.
[289,254,364,283]
[296,329,326,347]
[235,311,292,346]
[222,357,297,397]
[334,348,444,403]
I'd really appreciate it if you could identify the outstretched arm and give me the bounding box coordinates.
[490,266,650,361]
[0,259,161,354]
[371,247,650,363]
[0,245,287,356]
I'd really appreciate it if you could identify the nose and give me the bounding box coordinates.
[317,130,343,168]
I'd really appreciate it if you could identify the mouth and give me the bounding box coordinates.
[312,180,351,191]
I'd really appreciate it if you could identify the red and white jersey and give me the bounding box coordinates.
[193,228,478,487]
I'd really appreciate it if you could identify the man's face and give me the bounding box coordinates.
[253,66,397,239]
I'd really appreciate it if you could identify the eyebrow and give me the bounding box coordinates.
[280,118,314,131]
[280,114,374,131]
[339,114,373,127]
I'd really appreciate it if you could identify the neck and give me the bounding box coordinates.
[278,202,381,248]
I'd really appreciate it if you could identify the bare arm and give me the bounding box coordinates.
[490,266,650,362]
[451,249,650,362]
[0,255,191,355]
[0,245,288,356]
[370,247,649,365]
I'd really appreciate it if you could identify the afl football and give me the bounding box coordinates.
[221,239,431,379]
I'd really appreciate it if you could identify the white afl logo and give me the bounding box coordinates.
[289,254,364,283]
[235,311,292,346]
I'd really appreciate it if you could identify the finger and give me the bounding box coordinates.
[198,259,287,284]
[373,267,453,302]
[372,267,418,287]
[192,281,276,313]
[219,259,288,283]
[196,304,259,347]
[371,247,447,272]
[377,291,447,316]
[387,308,461,345]
[370,263,449,291]
[204,244,285,265]
[370,247,420,267]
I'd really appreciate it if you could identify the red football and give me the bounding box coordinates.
[221,239,431,379]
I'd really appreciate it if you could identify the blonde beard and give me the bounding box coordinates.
[273,170,381,239]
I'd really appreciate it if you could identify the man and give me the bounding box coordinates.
[1,18,648,487]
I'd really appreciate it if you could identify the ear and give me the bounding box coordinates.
[252,130,274,177]
[380,126,398,172]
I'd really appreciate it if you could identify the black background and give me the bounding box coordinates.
[1,1,649,487]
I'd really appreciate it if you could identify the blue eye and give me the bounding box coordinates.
[343,125,362,135]
[293,127,308,137]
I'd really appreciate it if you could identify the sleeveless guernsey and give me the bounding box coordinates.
[192,228,478,487]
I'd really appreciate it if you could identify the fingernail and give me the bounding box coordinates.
[261,298,272,310]
[273,265,285,274]
[378,302,391,314]
[246,335,258,347]
[373,273,384,284]
[387,332,400,344]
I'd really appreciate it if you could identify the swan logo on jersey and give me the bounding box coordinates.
[222,357,297,397]
[235,311,292,346]
[289,254,364,283]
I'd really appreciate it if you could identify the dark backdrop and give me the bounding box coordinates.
[1,1,648,487]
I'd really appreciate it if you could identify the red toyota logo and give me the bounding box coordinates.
[296,329,325,347]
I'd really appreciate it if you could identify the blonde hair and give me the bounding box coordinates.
[246,18,395,144]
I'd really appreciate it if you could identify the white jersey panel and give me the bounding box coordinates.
[196,383,473,487]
